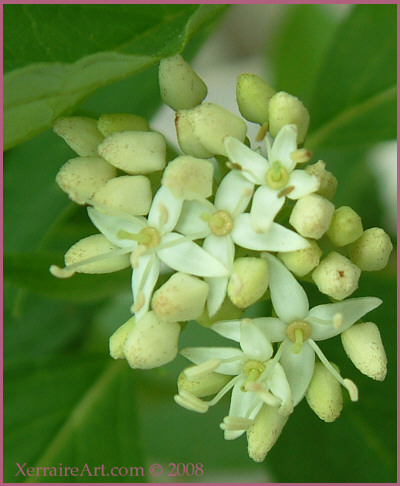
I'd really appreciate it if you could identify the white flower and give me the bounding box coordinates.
[224,124,319,233]
[174,319,293,440]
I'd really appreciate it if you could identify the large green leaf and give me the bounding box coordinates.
[3,4,226,149]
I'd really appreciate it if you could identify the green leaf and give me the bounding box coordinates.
[3,4,227,149]
[307,5,396,150]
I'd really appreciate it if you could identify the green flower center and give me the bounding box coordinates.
[117,226,161,249]
[207,210,234,236]
[241,360,266,391]
[286,320,312,354]
[265,161,290,190]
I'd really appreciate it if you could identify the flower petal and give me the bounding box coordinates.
[180,347,244,375]
[203,234,235,270]
[250,185,285,233]
[205,277,229,317]
[132,254,160,320]
[240,320,273,361]
[224,136,267,184]
[269,124,298,171]
[211,320,241,342]
[214,170,254,216]
[174,200,212,237]
[148,186,183,234]
[267,362,293,415]
[263,253,309,323]
[252,317,287,342]
[286,170,319,200]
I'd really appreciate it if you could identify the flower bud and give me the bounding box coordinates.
[327,206,363,247]
[227,257,269,308]
[278,240,322,277]
[97,113,150,137]
[268,92,310,144]
[247,405,289,463]
[91,175,152,216]
[236,73,275,124]
[348,228,393,271]
[151,273,209,322]
[159,54,208,110]
[109,317,135,359]
[162,155,213,200]
[53,117,104,156]
[312,252,361,300]
[341,322,387,381]
[306,362,343,422]
[56,156,117,204]
[175,110,214,159]
[178,367,230,397]
[289,193,334,239]
[64,234,130,274]
[97,131,166,174]
[305,160,338,200]
[123,311,180,369]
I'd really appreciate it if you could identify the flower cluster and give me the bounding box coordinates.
[50,55,392,462]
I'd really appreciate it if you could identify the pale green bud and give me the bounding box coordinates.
[341,322,387,381]
[53,117,104,156]
[348,228,393,271]
[177,367,230,397]
[162,155,213,200]
[97,113,150,137]
[268,92,310,144]
[247,405,289,463]
[175,109,214,159]
[151,272,209,322]
[56,155,117,204]
[109,317,135,360]
[289,193,334,239]
[97,131,166,174]
[196,297,243,328]
[306,362,343,422]
[227,257,269,309]
[278,240,322,277]
[123,311,180,369]
[327,206,363,247]
[236,73,275,124]
[312,252,361,300]
[159,54,207,110]
[305,160,338,200]
[91,175,152,216]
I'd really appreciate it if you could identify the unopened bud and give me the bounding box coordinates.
[175,110,214,159]
[236,73,275,124]
[151,273,209,322]
[178,367,230,397]
[341,322,387,381]
[306,362,343,422]
[162,155,213,200]
[268,92,309,144]
[278,240,322,277]
[159,54,207,110]
[312,252,361,300]
[109,317,135,360]
[91,175,152,216]
[123,311,180,369]
[327,206,363,247]
[53,117,104,156]
[97,113,150,137]
[289,193,334,239]
[227,257,269,308]
[348,228,393,271]
[98,131,166,174]
[305,161,338,200]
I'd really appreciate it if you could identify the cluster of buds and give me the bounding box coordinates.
[50,54,392,463]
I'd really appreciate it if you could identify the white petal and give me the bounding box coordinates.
[252,317,287,342]
[214,170,254,216]
[263,253,309,323]
[286,171,319,200]
[211,320,241,342]
[224,136,267,184]
[240,320,273,361]
[279,341,315,406]
[269,124,298,171]
[232,214,309,252]
[250,185,284,233]
[157,233,230,277]
[180,347,244,375]
[307,297,382,341]
[267,362,293,415]
[148,186,183,234]
[205,276,229,317]
[132,254,160,320]
[174,200,212,237]
[203,234,235,270]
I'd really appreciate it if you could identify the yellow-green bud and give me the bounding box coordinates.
[123,311,180,369]
[289,194,334,239]
[327,206,363,247]
[53,117,104,156]
[305,161,338,200]
[162,155,213,200]
[196,297,243,327]
[278,240,322,277]
[177,367,230,397]
[236,73,275,124]
[151,272,209,322]
[109,318,135,360]
[91,175,152,216]
[97,113,149,137]
[268,92,310,144]
[341,322,387,381]
[227,257,269,309]
[97,131,166,174]
[56,155,117,204]
[175,110,214,159]
[312,252,361,300]
[306,362,343,422]
[348,228,393,271]
[159,54,208,110]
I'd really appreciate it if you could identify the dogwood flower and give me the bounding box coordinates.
[224,124,319,233]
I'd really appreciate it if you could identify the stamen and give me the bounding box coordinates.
[255,122,269,142]
[220,416,254,431]
[258,339,289,382]
[131,245,147,268]
[184,359,221,380]
[50,265,75,279]
[117,229,151,245]
[333,313,344,329]
[343,378,359,402]
[277,185,295,198]
[207,375,242,406]
[226,161,242,171]
[174,391,209,413]
[244,382,281,407]
[290,148,313,164]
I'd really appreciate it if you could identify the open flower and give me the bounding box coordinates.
[224,124,319,233]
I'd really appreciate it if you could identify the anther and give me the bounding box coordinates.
[174,391,209,413]
[343,379,359,402]
[290,148,312,164]
[49,264,75,279]
[184,359,221,380]
[333,313,344,329]
[220,416,254,431]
